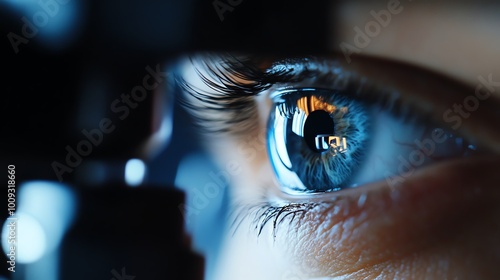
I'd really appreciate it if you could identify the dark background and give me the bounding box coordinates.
[0,0,332,279]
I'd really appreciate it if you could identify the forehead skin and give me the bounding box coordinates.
[332,1,500,90]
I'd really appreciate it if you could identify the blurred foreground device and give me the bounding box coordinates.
[59,186,205,279]
[0,0,332,279]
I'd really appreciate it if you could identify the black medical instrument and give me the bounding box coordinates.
[0,1,333,279]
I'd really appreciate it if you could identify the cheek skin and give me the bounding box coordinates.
[274,156,500,279]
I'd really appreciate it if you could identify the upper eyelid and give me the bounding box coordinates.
[175,53,500,153]
[337,54,500,154]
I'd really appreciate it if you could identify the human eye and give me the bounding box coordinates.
[176,52,496,194]
[174,52,500,279]
[267,55,478,194]
[265,56,483,195]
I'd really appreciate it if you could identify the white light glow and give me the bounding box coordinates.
[125,158,146,187]
[1,181,76,265]
[275,107,292,169]
[2,213,46,264]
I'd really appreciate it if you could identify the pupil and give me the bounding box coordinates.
[303,110,334,152]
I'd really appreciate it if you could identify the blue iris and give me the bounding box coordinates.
[268,88,371,193]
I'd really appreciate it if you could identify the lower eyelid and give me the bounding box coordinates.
[258,156,500,278]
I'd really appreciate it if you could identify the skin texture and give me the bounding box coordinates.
[177,2,500,279]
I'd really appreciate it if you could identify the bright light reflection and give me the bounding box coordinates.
[2,213,46,264]
[3,0,82,49]
[1,181,76,265]
[125,158,146,187]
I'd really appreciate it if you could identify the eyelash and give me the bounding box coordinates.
[175,54,432,136]
[231,201,322,240]
[173,54,292,133]
[174,53,476,238]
